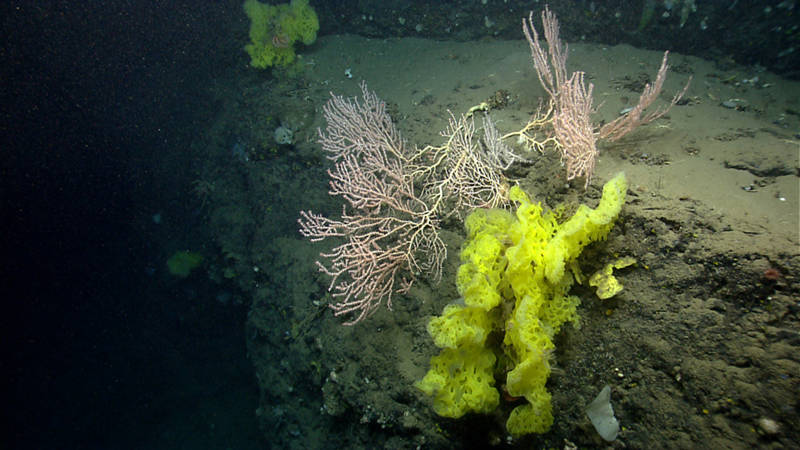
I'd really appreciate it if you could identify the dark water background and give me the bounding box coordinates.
[2,1,796,448]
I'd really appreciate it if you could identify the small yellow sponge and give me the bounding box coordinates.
[589,256,637,299]
[506,389,553,435]
[243,0,319,69]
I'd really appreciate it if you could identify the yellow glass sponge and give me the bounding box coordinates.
[543,172,627,284]
[589,256,637,299]
[457,207,515,311]
[242,0,319,69]
[414,343,499,418]
[418,174,627,436]
[427,304,496,349]
[506,387,554,435]
[279,0,319,46]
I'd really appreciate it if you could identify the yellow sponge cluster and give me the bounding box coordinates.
[243,0,319,69]
[417,173,627,436]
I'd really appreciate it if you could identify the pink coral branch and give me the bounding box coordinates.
[524,6,689,187]
[298,82,445,325]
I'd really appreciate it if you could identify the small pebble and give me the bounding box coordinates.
[758,417,780,435]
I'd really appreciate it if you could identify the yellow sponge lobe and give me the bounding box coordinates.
[427,304,495,349]
[543,172,627,284]
[414,343,499,418]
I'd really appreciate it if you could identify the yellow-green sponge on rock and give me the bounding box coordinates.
[167,250,203,278]
[243,0,319,69]
[417,173,627,436]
